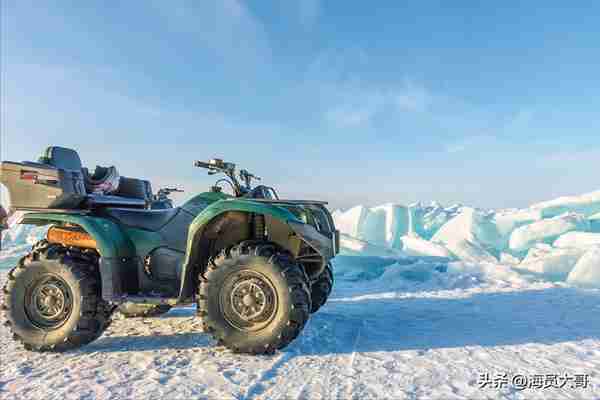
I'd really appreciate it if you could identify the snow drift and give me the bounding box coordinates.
[530,190,600,218]
[508,213,589,252]
[333,189,600,288]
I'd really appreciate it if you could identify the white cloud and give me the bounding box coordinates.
[325,104,378,127]
[297,0,321,29]
[540,149,600,165]
[501,108,536,136]
[394,82,431,112]
[0,62,291,175]
[151,0,271,63]
[324,81,432,128]
[445,143,467,153]
[444,135,498,154]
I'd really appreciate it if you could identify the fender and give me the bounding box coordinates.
[20,212,137,300]
[178,199,302,299]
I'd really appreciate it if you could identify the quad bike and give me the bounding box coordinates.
[0,147,338,354]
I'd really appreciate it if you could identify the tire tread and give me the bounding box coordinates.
[198,242,311,354]
[2,241,113,352]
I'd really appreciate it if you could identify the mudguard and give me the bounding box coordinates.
[177,199,302,298]
[19,212,138,300]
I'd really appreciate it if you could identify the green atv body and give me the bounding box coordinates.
[1,148,338,354]
[21,191,337,303]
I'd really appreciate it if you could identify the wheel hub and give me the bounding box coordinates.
[35,283,66,318]
[231,279,270,321]
[221,271,278,331]
[26,275,73,329]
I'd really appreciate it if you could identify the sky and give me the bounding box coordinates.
[1,1,599,210]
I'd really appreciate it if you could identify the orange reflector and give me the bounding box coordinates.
[47,226,97,249]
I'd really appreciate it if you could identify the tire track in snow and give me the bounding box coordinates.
[342,320,364,399]
[245,317,338,400]
[251,315,367,400]
[240,351,293,400]
[261,352,338,400]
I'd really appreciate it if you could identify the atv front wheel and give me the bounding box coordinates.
[198,242,311,354]
[309,262,334,313]
[118,303,172,318]
[2,242,112,351]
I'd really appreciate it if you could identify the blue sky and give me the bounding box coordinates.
[1,1,599,209]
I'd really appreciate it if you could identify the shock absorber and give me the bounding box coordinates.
[254,214,265,240]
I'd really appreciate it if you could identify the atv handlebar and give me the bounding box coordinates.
[194,159,262,197]
[157,187,184,195]
[239,169,261,187]
[194,161,212,169]
[194,159,236,174]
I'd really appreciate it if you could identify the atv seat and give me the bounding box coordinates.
[39,146,151,209]
[85,194,147,208]
[99,207,180,231]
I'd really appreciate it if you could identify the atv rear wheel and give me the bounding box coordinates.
[118,303,172,318]
[2,241,112,351]
[309,262,334,313]
[198,242,311,354]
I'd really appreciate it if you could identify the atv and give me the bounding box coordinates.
[0,147,338,354]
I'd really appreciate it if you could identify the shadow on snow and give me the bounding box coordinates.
[81,286,600,356]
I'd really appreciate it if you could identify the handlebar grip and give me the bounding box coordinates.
[194,161,212,168]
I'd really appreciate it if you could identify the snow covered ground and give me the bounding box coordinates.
[1,190,600,399]
[2,264,599,400]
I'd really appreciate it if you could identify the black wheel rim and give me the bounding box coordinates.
[220,270,278,332]
[25,275,73,329]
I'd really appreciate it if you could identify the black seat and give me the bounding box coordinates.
[86,194,147,208]
[100,207,180,231]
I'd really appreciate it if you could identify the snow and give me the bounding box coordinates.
[567,246,600,288]
[333,189,600,290]
[400,235,455,259]
[530,190,600,218]
[493,209,543,246]
[426,208,499,263]
[334,204,410,248]
[362,204,409,248]
[2,189,600,399]
[431,208,501,250]
[508,213,589,252]
[591,213,600,220]
[437,238,498,264]
[517,245,586,281]
[331,189,600,288]
[499,252,521,265]
[589,213,600,233]
[408,201,462,240]
[0,220,48,270]
[333,202,462,246]
[554,232,600,249]
[331,206,367,240]
[338,234,406,258]
[2,263,600,400]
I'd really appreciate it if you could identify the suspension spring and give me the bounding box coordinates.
[254,214,265,240]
